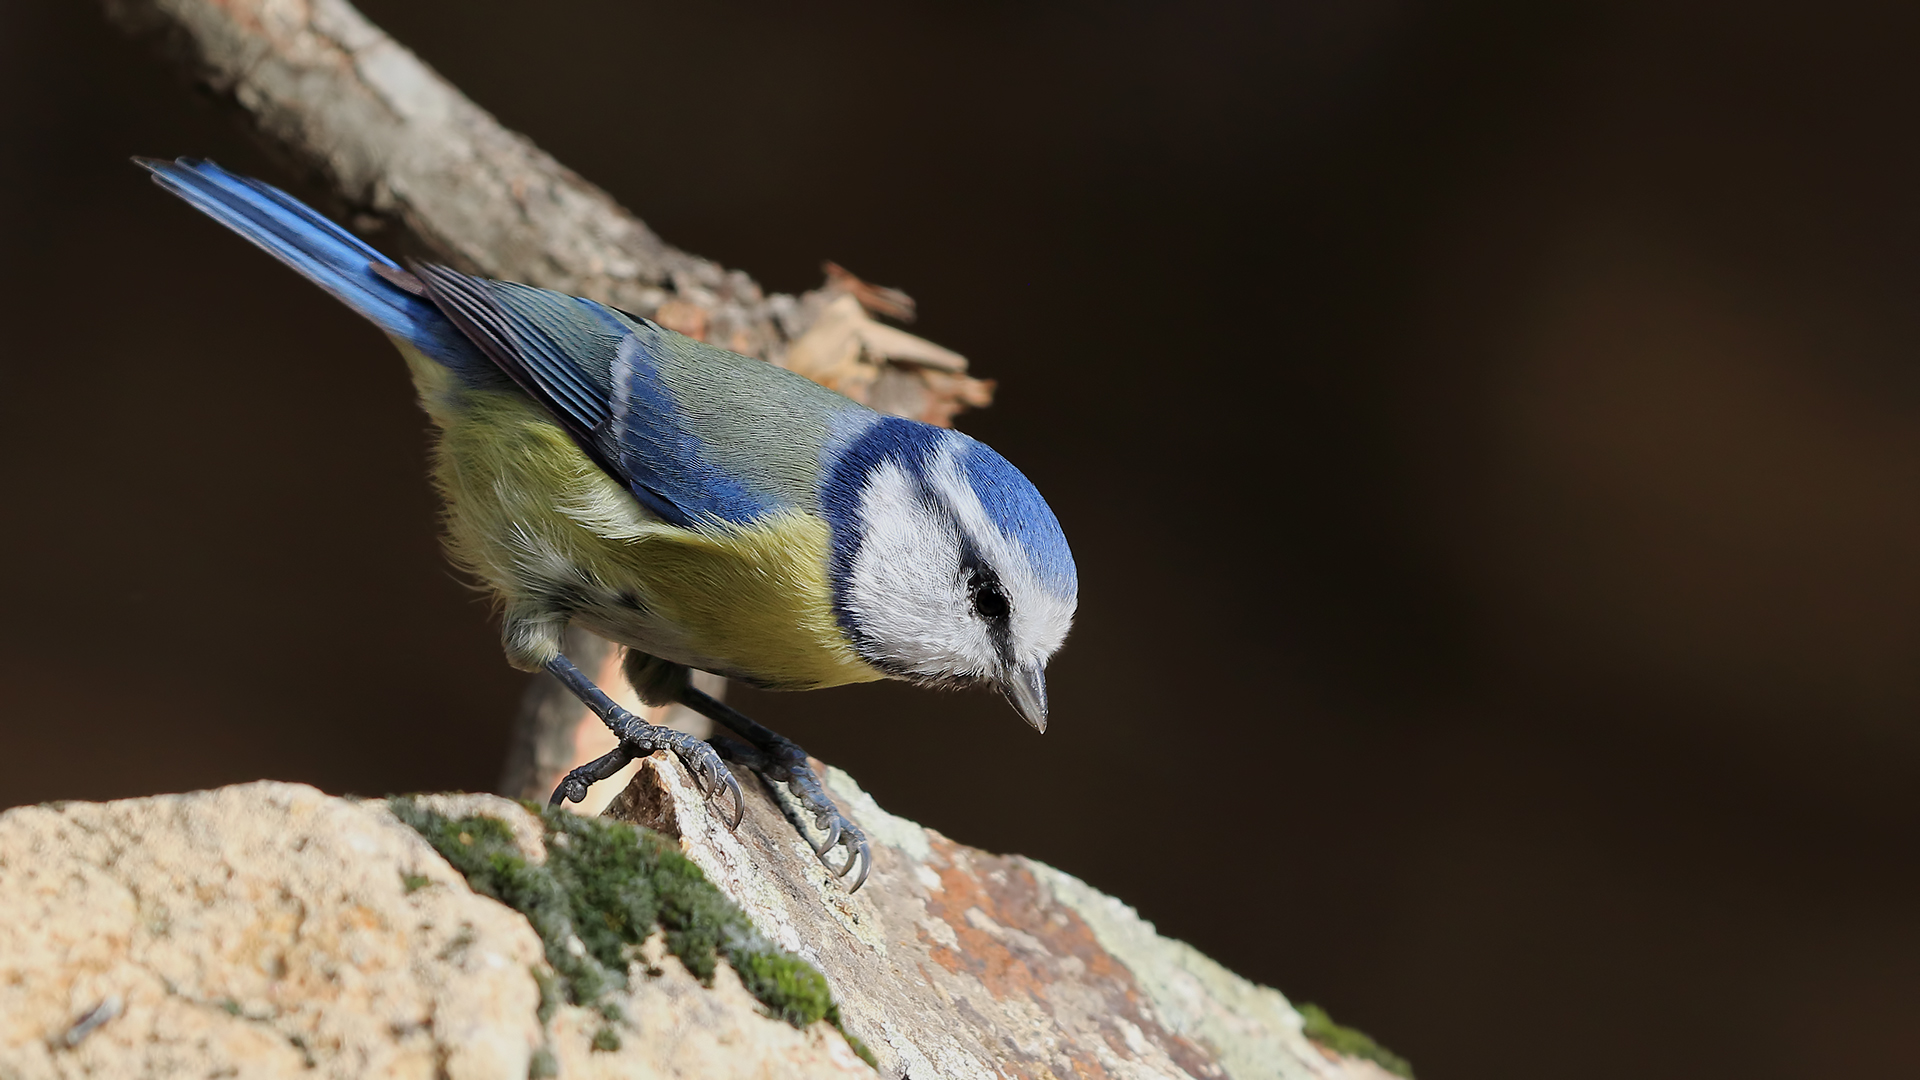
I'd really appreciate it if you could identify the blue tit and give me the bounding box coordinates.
[138,157,1077,890]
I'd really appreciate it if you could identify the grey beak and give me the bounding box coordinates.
[999,662,1049,733]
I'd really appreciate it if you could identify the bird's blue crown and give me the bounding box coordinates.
[820,415,1076,594]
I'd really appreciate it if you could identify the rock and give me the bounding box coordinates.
[542,933,870,1079]
[0,774,1406,1080]
[0,783,544,1079]
[0,784,867,1079]
[607,755,1404,1080]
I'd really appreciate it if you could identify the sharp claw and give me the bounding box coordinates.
[846,846,872,894]
[722,772,744,830]
[814,818,842,857]
[673,714,869,885]
[695,759,744,831]
[831,838,861,879]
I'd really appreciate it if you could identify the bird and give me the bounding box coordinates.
[137,157,1078,891]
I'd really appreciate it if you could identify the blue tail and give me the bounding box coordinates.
[137,157,489,377]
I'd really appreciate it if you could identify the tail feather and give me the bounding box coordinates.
[137,157,485,374]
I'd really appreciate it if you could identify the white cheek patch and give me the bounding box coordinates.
[841,442,1078,683]
[843,461,1002,678]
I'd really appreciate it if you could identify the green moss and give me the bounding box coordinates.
[389,798,876,1071]
[733,950,834,1027]
[401,872,432,894]
[388,800,608,1006]
[590,1026,622,1052]
[526,1047,558,1079]
[833,1020,881,1071]
[1299,1002,1414,1079]
[532,967,560,1027]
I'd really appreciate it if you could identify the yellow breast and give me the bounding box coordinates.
[397,339,887,691]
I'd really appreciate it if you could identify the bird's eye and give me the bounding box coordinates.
[972,580,1009,621]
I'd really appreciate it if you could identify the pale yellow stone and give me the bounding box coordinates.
[0,783,878,1080]
[0,782,546,1080]
[0,770,1394,1080]
[545,935,870,1079]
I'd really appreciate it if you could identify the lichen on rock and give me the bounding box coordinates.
[0,771,1406,1080]
[608,752,1415,1080]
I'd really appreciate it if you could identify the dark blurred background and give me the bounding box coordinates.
[5,1,1918,1077]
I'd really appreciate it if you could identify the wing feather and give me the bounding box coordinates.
[413,263,800,529]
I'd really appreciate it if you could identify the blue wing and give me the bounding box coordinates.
[140,157,821,530]
[413,264,788,529]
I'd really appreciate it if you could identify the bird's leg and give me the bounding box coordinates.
[677,687,872,892]
[544,653,743,827]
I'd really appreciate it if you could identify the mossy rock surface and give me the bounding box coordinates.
[1299,1002,1414,1078]
[388,796,877,1070]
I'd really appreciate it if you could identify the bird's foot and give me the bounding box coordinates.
[550,713,744,829]
[719,735,871,892]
